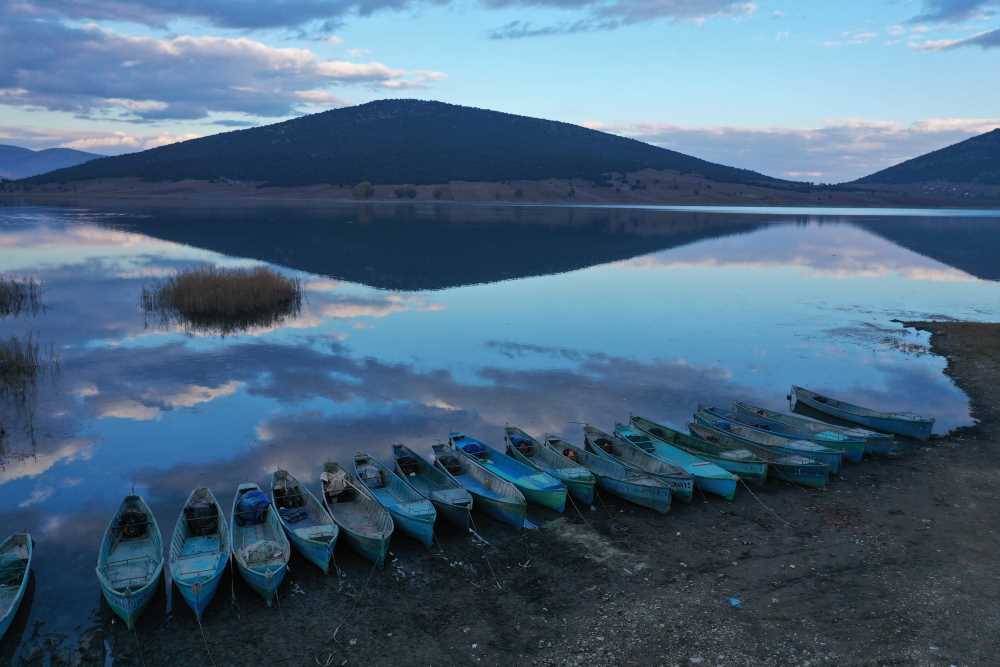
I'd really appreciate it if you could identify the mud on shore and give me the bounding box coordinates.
[8,321,1000,666]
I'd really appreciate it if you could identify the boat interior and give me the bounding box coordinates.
[174,491,223,583]
[104,501,159,593]
[0,538,29,615]
[273,473,334,542]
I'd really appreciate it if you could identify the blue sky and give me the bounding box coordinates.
[0,0,998,182]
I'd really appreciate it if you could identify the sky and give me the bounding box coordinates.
[0,0,998,183]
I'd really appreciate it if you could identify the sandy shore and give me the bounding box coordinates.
[9,321,1000,666]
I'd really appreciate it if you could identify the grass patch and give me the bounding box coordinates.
[0,276,42,317]
[0,336,40,397]
[141,266,303,334]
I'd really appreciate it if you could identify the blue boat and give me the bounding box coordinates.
[542,436,671,513]
[270,470,339,573]
[0,532,32,641]
[168,487,229,621]
[690,422,830,488]
[432,443,529,529]
[230,482,290,606]
[790,386,934,441]
[730,401,867,463]
[505,426,596,506]
[615,422,738,500]
[96,495,164,629]
[321,462,394,566]
[393,444,474,532]
[353,453,437,548]
[584,425,694,502]
[696,407,845,473]
[449,432,567,513]
[629,415,768,484]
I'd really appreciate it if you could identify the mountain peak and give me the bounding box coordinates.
[854,127,1000,186]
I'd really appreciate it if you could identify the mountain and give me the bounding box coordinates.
[0,145,100,180]
[855,128,1000,185]
[24,99,798,189]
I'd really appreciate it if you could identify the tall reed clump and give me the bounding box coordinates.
[141,266,303,334]
[0,335,40,398]
[0,276,42,317]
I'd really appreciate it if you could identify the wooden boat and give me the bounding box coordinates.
[320,463,393,566]
[392,444,473,531]
[583,425,694,502]
[789,385,934,441]
[728,401,866,463]
[615,422,738,500]
[629,415,768,484]
[695,407,844,473]
[353,453,437,548]
[449,432,567,512]
[505,426,596,505]
[0,533,32,641]
[690,422,829,488]
[431,443,528,529]
[542,436,671,513]
[270,470,339,573]
[734,400,895,457]
[96,495,164,629]
[168,487,229,621]
[230,482,290,606]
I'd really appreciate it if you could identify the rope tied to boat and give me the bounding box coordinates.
[738,479,795,529]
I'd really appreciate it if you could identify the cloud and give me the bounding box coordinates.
[909,0,999,23]
[911,27,1000,49]
[0,13,443,121]
[586,117,1000,182]
[0,125,201,154]
[488,0,757,38]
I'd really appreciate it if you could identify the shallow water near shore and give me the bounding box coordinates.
[2,202,1000,659]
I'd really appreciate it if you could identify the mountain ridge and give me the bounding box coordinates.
[854,128,1000,186]
[0,145,101,180]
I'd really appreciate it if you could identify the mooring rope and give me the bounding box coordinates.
[738,478,795,528]
[196,615,218,667]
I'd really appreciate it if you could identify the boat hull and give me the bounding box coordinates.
[714,458,768,484]
[100,577,160,630]
[597,476,671,514]
[0,534,31,641]
[561,475,596,506]
[341,528,390,567]
[791,388,934,440]
[769,461,830,488]
[175,574,223,621]
[287,532,336,574]
[471,492,527,529]
[519,486,567,513]
[696,475,738,501]
[235,561,286,606]
[389,509,436,548]
[431,498,472,531]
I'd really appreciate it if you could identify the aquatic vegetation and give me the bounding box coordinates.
[0,276,42,317]
[0,336,40,397]
[141,266,302,335]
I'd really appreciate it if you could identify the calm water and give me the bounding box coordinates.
[2,203,1000,655]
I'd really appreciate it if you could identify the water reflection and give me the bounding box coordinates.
[1,203,999,657]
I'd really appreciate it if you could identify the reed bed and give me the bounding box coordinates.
[0,336,40,397]
[141,266,302,334]
[0,276,42,317]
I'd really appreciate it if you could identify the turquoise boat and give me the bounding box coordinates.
[630,415,768,484]
[584,425,694,502]
[543,436,671,513]
[615,422,738,500]
[320,462,394,567]
[790,385,934,441]
[270,470,339,573]
[168,487,229,621]
[690,422,830,488]
[696,407,845,473]
[0,532,32,641]
[730,401,867,463]
[449,432,567,513]
[505,426,596,506]
[353,453,437,548]
[432,443,529,529]
[230,482,290,606]
[733,401,896,462]
[96,495,164,629]
[393,444,474,532]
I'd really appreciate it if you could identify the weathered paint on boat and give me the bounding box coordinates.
[449,432,567,512]
[543,436,671,513]
[0,532,32,641]
[615,422,738,500]
[320,462,394,567]
[230,483,290,606]
[432,444,529,529]
[96,495,164,629]
[393,444,474,531]
[168,487,229,621]
[270,471,339,573]
[505,426,596,506]
[730,401,867,462]
[353,453,437,548]
[790,386,934,441]
[689,422,830,488]
[696,407,845,473]
[630,415,768,484]
[583,425,694,502]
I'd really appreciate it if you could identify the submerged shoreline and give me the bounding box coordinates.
[6,322,998,665]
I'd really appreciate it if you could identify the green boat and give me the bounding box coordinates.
[505,426,596,505]
[584,425,694,502]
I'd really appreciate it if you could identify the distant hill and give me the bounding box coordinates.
[855,128,1000,185]
[24,99,798,189]
[0,145,100,180]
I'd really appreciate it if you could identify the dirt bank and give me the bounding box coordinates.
[11,322,1000,666]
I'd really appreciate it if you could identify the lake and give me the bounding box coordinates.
[2,202,1000,658]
